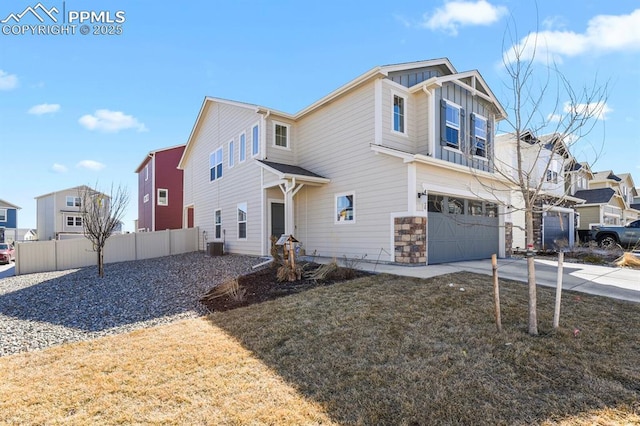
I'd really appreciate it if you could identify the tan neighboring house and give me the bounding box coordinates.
[494,131,583,251]
[178,58,514,265]
[35,185,112,240]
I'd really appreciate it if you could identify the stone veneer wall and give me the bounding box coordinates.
[394,216,427,264]
[504,222,513,257]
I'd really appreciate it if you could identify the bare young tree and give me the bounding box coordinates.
[492,18,608,335]
[79,183,130,278]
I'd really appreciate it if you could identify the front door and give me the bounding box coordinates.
[271,202,285,238]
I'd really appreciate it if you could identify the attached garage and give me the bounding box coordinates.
[427,194,499,264]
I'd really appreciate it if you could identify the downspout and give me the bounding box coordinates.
[422,85,435,157]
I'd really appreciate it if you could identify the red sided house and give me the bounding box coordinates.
[135,144,186,231]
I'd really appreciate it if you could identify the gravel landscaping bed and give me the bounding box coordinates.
[0,252,263,357]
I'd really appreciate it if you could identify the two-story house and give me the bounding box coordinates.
[494,131,583,251]
[135,144,186,232]
[178,59,512,265]
[0,199,20,243]
[35,185,110,240]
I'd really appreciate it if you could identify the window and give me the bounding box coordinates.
[239,133,246,162]
[335,192,355,223]
[209,147,223,182]
[157,189,168,206]
[393,94,405,133]
[143,194,149,203]
[0,209,6,222]
[252,124,259,156]
[66,216,82,227]
[448,197,464,215]
[145,164,149,181]
[214,209,222,239]
[66,196,81,207]
[468,200,483,216]
[228,140,235,168]
[274,122,289,148]
[546,170,558,184]
[237,203,247,239]
[442,100,462,149]
[472,114,487,157]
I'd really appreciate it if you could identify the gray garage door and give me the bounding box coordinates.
[427,195,499,264]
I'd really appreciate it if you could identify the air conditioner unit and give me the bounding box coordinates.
[206,242,224,256]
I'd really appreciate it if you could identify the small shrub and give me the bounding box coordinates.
[201,278,246,302]
[277,263,303,282]
[305,261,339,281]
[270,235,282,269]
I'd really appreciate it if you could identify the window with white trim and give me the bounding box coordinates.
[237,202,247,239]
[228,139,235,168]
[157,189,168,206]
[209,147,223,182]
[393,94,406,133]
[66,215,82,227]
[274,122,289,148]
[143,194,149,203]
[472,114,487,157]
[335,192,355,223]
[546,170,559,184]
[444,101,461,149]
[145,164,149,181]
[252,125,259,156]
[214,209,222,239]
[239,133,246,162]
[0,209,6,222]
[66,196,81,207]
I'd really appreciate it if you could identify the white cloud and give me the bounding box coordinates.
[0,70,18,90]
[51,163,68,173]
[421,0,507,35]
[76,160,106,171]
[78,109,147,133]
[28,103,60,115]
[547,101,612,123]
[504,9,640,63]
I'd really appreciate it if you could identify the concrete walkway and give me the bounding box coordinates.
[332,257,640,303]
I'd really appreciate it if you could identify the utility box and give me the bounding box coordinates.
[206,242,224,256]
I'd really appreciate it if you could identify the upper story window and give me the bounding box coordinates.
[393,94,406,134]
[145,164,149,181]
[66,215,82,227]
[472,114,487,157]
[442,100,462,149]
[228,139,235,168]
[239,133,246,163]
[252,124,259,157]
[237,202,247,239]
[209,147,223,182]
[335,192,355,223]
[157,189,168,206]
[0,209,6,222]
[274,122,289,149]
[546,170,559,184]
[143,194,149,203]
[66,196,81,207]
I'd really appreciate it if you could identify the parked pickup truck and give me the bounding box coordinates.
[590,219,640,248]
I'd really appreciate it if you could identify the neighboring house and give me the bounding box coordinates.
[178,58,513,265]
[35,185,110,240]
[494,131,582,251]
[572,170,640,240]
[16,228,37,241]
[135,144,186,232]
[0,199,21,244]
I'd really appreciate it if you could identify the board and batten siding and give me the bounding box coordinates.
[182,101,264,256]
[293,80,408,259]
[435,83,494,173]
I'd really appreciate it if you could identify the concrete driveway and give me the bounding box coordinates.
[341,257,640,303]
[0,263,14,279]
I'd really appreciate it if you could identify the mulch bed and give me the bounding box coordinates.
[200,262,372,312]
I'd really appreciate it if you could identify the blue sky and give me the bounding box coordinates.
[1,0,638,231]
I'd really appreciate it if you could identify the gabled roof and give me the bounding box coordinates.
[256,160,329,184]
[573,188,616,204]
[0,199,21,209]
[34,185,107,200]
[135,144,186,173]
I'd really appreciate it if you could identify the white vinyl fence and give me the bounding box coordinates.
[14,227,200,275]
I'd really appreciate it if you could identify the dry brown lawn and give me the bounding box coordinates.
[1,271,639,425]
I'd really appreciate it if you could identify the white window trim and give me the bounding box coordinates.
[272,120,291,150]
[66,196,81,207]
[391,91,408,137]
[214,208,222,240]
[209,147,223,182]
[157,188,168,206]
[251,123,260,158]
[0,208,6,222]
[472,112,488,158]
[145,164,149,181]
[444,99,462,149]
[239,132,246,163]
[228,139,235,168]
[237,202,248,240]
[335,191,356,224]
[66,215,83,227]
[143,194,149,203]
[443,145,463,155]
